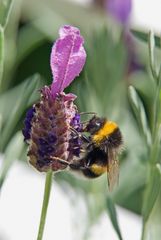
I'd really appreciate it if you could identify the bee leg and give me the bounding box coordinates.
[79,112,96,116]
[50,156,86,169]
[70,127,90,143]
[81,135,91,143]
[86,142,94,150]
[80,149,86,153]
[50,156,69,166]
[69,162,81,170]
[69,159,86,170]
[70,127,80,136]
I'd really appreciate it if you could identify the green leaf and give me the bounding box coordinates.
[0,25,4,86]
[0,131,24,190]
[131,30,161,48]
[84,28,127,117]
[148,31,158,80]
[114,158,147,214]
[0,113,2,147]
[16,24,47,65]
[0,73,42,152]
[128,86,152,147]
[22,0,106,36]
[142,165,161,223]
[142,191,161,240]
[0,0,13,28]
[156,163,161,175]
[106,196,123,240]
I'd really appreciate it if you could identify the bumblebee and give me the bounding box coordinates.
[57,115,123,191]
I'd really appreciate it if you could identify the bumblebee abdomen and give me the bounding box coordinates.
[82,165,107,178]
[82,148,107,178]
[90,164,107,176]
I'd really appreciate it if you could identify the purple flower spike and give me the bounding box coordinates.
[50,25,86,97]
[23,25,86,172]
[107,0,132,25]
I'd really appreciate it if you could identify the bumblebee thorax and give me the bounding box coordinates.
[92,121,118,145]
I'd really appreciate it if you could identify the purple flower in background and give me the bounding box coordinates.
[22,25,86,172]
[106,0,132,25]
[124,31,145,75]
[105,0,144,75]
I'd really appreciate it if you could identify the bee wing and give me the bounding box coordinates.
[107,149,119,192]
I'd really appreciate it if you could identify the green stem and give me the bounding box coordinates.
[37,170,53,240]
[141,223,146,240]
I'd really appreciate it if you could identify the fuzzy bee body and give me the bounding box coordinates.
[69,147,107,178]
[52,116,123,190]
[68,116,123,190]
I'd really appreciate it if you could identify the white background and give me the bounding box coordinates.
[0,161,142,240]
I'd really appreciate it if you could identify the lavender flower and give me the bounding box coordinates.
[22,25,86,172]
[105,0,144,75]
[124,32,145,75]
[106,0,132,25]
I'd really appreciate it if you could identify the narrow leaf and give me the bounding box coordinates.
[0,113,1,128]
[0,0,13,28]
[0,74,42,151]
[0,25,4,86]
[131,30,161,48]
[0,132,24,190]
[106,196,123,240]
[16,24,46,65]
[148,31,158,80]
[143,192,161,240]
[156,163,161,175]
[142,165,161,222]
[50,25,86,96]
[128,86,152,146]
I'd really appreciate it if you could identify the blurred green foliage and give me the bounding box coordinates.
[0,0,161,240]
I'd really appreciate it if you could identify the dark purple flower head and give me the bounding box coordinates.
[106,0,132,25]
[68,113,82,159]
[22,25,86,172]
[22,107,35,141]
[28,89,78,171]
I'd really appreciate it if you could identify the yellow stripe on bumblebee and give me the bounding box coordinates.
[92,121,118,144]
[90,164,107,176]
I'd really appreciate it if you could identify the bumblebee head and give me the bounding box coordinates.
[86,116,106,135]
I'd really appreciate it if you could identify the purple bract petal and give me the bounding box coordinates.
[63,93,77,101]
[107,0,132,25]
[50,25,86,97]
